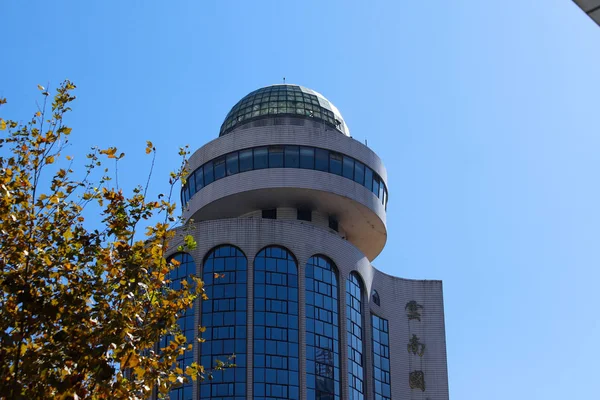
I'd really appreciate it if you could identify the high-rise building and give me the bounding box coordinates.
[166,84,449,400]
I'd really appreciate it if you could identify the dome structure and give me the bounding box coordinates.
[219,84,350,137]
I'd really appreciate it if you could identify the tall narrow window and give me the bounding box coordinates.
[268,146,284,168]
[162,253,196,400]
[372,315,391,400]
[254,247,300,399]
[306,256,340,400]
[346,273,365,400]
[200,246,247,400]
[226,152,239,175]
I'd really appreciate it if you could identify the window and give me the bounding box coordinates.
[254,147,268,170]
[329,153,342,176]
[364,167,373,192]
[162,253,196,400]
[300,147,315,169]
[254,247,300,399]
[204,162,214,185]
[372,315,391,400]
[372,290,380,306]
[269,146,284,168]
[239,149,253,172]
[315,148,329,172]
[328,217,338,232]
[347,273,365,400]
[226,152,239,175]
[342,156,354,180]
[372,176,380,198]
[195,166,204,190]
[306,256,341,400]
[297,209,311,222]
[354,162,365,186]
[181,146,389,211]
[214,157,226,180]
[200,246,247,400]
[285,146,300,168]
[262,209,277,219]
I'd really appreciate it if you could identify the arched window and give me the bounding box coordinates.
[305,255,340,400]
[253,246,299,399]
[371,289,380,306]
[200,245,247,400]
[162,252,196,400]
[372,314,391,400]
[346,273,365,400]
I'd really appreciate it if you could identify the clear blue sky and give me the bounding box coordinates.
[2,1,599,398]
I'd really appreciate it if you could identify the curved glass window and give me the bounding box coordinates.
[253,246,300,399]
[220,85,349,136]
[372,315,391,400]
[161,253,196,400]
[306,256,341,400]
[200,246,247,400]
[346,273,365,400]
[181,146,388,210]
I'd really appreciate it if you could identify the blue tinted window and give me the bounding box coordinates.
[354,162,365,186]
[372,315,391,400]
[372,176,380,198]
[254,147,268,170]
[214,157,226,180]
[226,153,239,175]
[195,166,204,190]
[364,167,373,192]
[285,146,300,168]
[300,147,315,169]
[347,273,364,400]
[201,246,247,400]
[269,146,284,168]
[342,156,354,180]
[181,146,389,211]
[306,256,340,400]
[162,253,196,400]
[239,149,253,172]
[254,247,299,399]
[204,162,214,185]
[329,153,342,176]
[315,148,329,172]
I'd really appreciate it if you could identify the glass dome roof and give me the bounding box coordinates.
[219,84,350,137]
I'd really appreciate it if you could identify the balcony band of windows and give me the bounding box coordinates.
[181,146,388,210]
[372,315,391,400]
[253,246,300,399]
[200,246,247,400]
[305,255,341,400]
[161,253,196,400]
[346,273,365,400]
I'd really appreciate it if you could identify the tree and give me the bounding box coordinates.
[0,81,216,399]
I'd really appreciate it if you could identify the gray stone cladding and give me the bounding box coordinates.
[167,217,449,400]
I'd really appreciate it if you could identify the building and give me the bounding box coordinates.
[573,0,600,26]
[166,84,449,400]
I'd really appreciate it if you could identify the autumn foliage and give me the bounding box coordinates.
[0,82,214,399]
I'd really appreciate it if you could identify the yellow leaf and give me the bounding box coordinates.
[0,119,6,130]
[36,111,41,117]
[46,156,54,164]
[145,141,153,154]
[64,228,73,241]
[37,84,45,91]
[66,155,72,161]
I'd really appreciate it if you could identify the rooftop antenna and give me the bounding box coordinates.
[283,77,286,84]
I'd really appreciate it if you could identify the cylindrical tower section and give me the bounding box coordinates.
[181,85,388,261]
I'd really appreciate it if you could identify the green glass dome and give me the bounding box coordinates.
[219,84,350,137]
